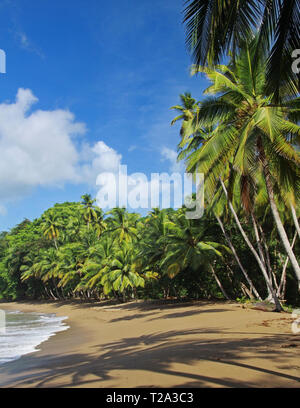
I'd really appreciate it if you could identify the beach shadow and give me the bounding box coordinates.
[117,300,214,311]
[109,306,230,323]
[148,308,231,321]
[3,299,234,314]
[1,326,299,388]
[110,313,155,323]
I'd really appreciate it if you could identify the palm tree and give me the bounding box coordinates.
[55,243,84,292]
[41,212,62,250]
[160,210,228,281]
[81,194,98,230]
[183,0,300,99]
[66,213,84,242]
[21,248,61,299]
[75,235,115,296]
[93,208,107,238]
[105,208,139,244]
[171,92,200,138]
[171,93,213,162]
[181,40,300,291]
[105,243,145,302]
[137,209,176,286]
[171,95,263,301]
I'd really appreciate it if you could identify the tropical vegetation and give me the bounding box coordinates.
[0,3,299,310]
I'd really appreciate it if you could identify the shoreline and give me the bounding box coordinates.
[0,300,299,388]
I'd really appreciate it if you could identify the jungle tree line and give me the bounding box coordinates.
[0,189,299,306]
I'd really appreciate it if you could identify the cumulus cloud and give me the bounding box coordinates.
[161,147,184,173]
[80,141,122,182]
[0,88,122,213]
[0,89,87,203]
[0,89,188,216]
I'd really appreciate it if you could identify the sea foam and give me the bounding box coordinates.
[0,310,69,365]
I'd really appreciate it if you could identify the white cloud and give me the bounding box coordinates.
[0,89,89,209]
[161,147,184,173]
[80,141,122,184]
[0,89,188,216]
[0,89,87,203]
[0,88,128,215]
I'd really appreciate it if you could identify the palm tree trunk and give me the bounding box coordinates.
[259,153,300,289]
[209,263,230,300]
[290,203,300,239]
[258,223,279,292]
[53,279,60,300]
[251,214,270,273]
[49,288,58,300]
[240,282,255,299]
[251,213,267,270]
[251,213,275,300]
[277,230,298,298]
[219,177,283,311]
[54,238,58,251]
[215,214,262,300]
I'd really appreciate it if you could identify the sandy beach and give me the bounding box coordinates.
[0,300,299,388]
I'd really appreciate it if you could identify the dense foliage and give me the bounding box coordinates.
[183,0,300,100]
[0,194,299,306]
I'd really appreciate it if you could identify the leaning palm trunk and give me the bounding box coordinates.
[240,282,255,299]
[219,178,283,311]
[251,213,267,271]
[49,288,58,300]
[215,214,262,300]
[257,223,279,293]
[258,143,300,289]
[277,230,298,298]
[209,263,230,300]
[251,214,279,299]
[290,203,300,240]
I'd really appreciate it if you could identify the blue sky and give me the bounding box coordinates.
[0,0,208,231]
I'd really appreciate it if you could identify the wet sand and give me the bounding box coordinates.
[0,300,299,388]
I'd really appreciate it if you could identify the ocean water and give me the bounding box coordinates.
[0,310,69,365]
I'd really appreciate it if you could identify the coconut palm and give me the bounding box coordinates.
[92,208,107,238]
[75,235,116,295]
[172,96,263,300]
[171,92,200,138]
[81,194,98,230]
[159,210,228,281]
[21,248,62,299]
[104,243,145,302]
[181,40,300,291]
[41,212,62,250]
[55,243,84,291]
[183,0,300,99]
[105,208,139,244]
